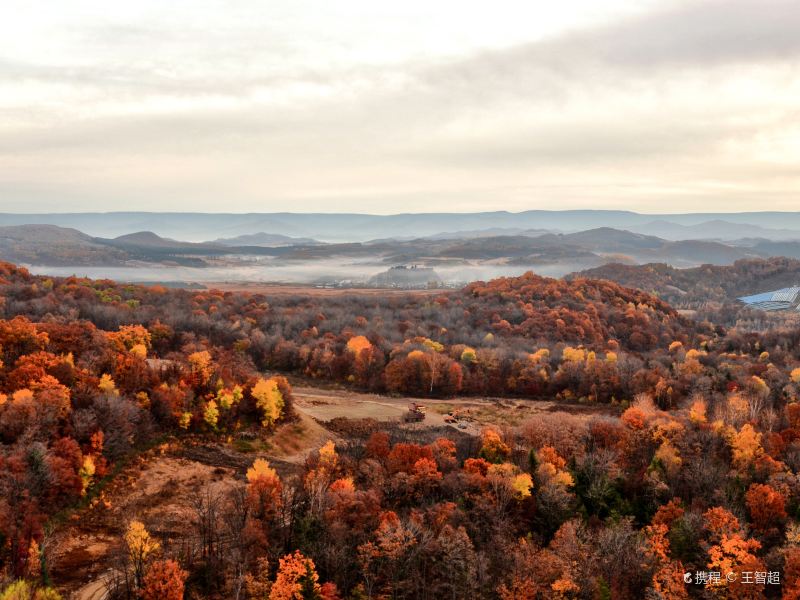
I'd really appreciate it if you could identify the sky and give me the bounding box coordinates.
[1,0,799,214]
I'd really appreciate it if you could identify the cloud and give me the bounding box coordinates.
[426,0,800,84]
[0,0,799,213]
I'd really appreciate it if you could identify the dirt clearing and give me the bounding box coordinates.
[54,443,244,598]
[291,385,611,432]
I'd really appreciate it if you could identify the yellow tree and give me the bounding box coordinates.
[108,324,152,354]
[654,440,682,478]
[125,520,160,587]
[460,347,477,364]
[561,347,586,362]
[479,428,511,463]
[688,397,707,425]
[203,400,219,430]
[98,374,118,396]
[79,456,96,496]
[252,378,285,428]
[512,473,534,500]
[730,424,763,470]
[216,384,243,410]
[536,446,575,489]
[188,350,213,385]
[245,459,283,551]
[347,336,381,387]
[247,458,279,483]
[306,441,339,515]
[487,463,533,509]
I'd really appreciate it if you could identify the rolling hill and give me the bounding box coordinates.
[0,223,795,288]
[3,210,800,242]
[0,224,129,265]
[210,232,321,246]
[569,257,800,307]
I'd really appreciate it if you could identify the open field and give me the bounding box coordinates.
[291,385,619,432]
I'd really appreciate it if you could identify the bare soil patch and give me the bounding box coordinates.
[291,385,611,432]
[56,415,340,598]
[53,446,240,598]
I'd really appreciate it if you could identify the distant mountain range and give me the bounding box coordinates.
[0,226,287,267]
[2,210,800,242]
[627,219,800,241]
[0,224,130,266]
[210,232,321,246]
[4,214,800,285]
[0,222,771,269]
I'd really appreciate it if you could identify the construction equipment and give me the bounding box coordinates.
[404,402,426,423]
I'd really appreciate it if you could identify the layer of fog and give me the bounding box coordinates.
[26,258,589,285]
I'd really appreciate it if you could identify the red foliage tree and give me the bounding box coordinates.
[745,483,787,532]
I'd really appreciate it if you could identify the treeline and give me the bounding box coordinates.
[0,264,709,402]
[4,261,800,410]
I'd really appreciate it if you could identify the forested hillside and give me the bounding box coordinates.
[3,261,800,598]
[572,257,800,308]
[0,265,698,402]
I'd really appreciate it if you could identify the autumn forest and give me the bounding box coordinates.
[1,259,800,599]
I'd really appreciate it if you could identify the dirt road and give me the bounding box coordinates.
[73,572,113,600]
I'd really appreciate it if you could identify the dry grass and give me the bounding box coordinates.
[264,412,340,462]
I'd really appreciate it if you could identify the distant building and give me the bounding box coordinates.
[738,286,800,311]
[367,265,443,289]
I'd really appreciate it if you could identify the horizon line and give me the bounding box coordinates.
[2,209,800,217]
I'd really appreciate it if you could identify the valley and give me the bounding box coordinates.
[6,0,800,595]
[7,213,800,291]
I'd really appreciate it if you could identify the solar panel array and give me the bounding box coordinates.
[739,286,800,311]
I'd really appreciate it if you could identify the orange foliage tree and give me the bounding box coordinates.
[141,559,188,600]
[745,483,787,532]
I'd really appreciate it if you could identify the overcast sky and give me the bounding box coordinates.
[1,0,799,214]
